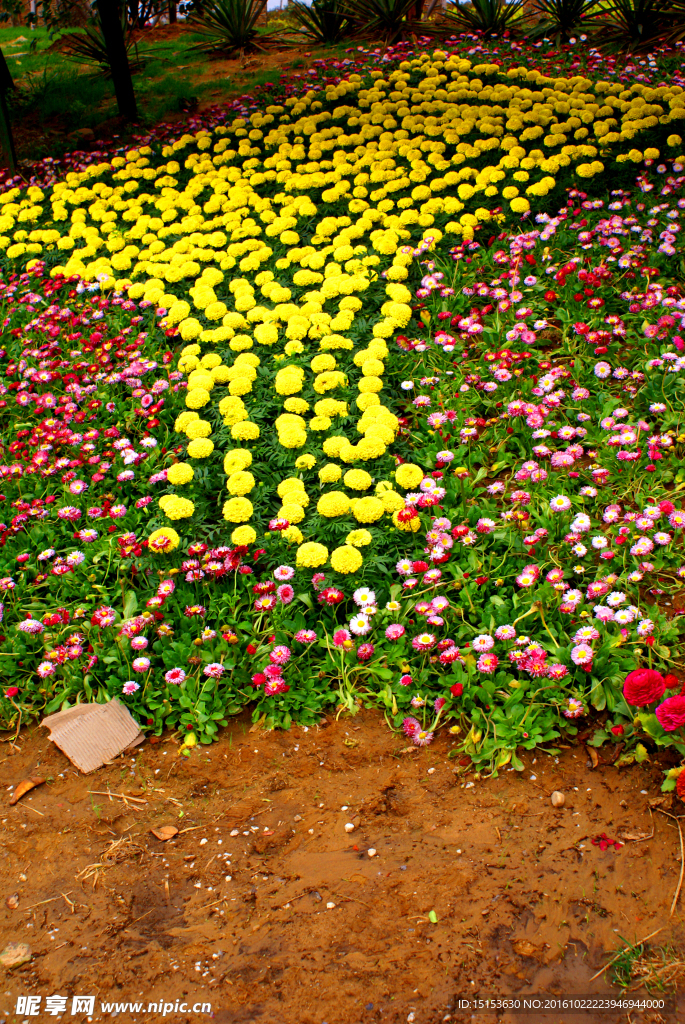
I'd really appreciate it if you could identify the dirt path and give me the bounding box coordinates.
[0,712,683,1023]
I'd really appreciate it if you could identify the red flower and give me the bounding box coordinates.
[623,668,665,706]
[4,687,19,698]
[610,725,624,736]
[450,682,464,698]
[246,644,257,655]
[677,772,685,800]
[656,695,685,732]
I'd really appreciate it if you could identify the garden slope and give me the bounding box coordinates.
[1,712,683,1024]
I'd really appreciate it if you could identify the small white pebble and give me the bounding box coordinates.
[199,838,208,846]
[345,822,355,833]
[427,767,435,775]
[308,828,314,834]
[230,829,239,837]
[367,848,377,858]
[326,902,335,909]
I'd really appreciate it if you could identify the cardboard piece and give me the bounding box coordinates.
[42,699,144,774]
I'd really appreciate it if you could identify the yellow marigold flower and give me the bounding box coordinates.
[179,318,202,341]
[322,436,347,458]
[187,370,214,392]
[344,469,373,491]
[275,366,305,395]
[311,353,337,372]
[227,470,255,495]
[159,496,195,520]
[229,377,253,397]
[282,525,303,544]
[392,510,421,532]
[223,449,252,474]
[296,541,329,568]
[175,411,199,432]
[318,463,342,484]
[346,529,372,547]
[222,497,253,522]
[358,375,383,394]
[396,463,424,489]
[231,422,260,441]
[510,197,530,214]
[148,527,180,553]
[352,496,384,523]
[330,544,363,574]
[295,454,316,470]
[317,491,351,517]
[357,436,386,460]
[186,388,210,410]
[166,462,194,486]
[277,477,305,498]
[280,502,306,524]
[379,489,405,513]
[231,525,257,546]
[284,397,310,414]
[185,419,212,440]
[187,438,214,459]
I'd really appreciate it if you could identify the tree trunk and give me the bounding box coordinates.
[0,47,14,95]
[0,88,16,173]
[168,0,177,22]
[97,0,138,121]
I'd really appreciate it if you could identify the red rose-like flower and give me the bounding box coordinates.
[610,725,624,736]
[677,772,685,800]
[623,668,666,706]
[4,687,19,697]
[656,695,685,732]
[450,682,464,698]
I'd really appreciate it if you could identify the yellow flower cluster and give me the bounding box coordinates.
[8,51,681,565]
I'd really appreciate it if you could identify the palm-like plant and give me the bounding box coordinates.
[525,0,595,43]
[588,0,677,50]
[63,9,148,77]
[288,0,351,43]
[339,0,418,44]
[445,0,525,37]
[190,0,268,55]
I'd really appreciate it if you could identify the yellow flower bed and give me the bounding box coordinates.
[8,50,682,568]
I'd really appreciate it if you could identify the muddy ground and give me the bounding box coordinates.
[1,711,684,1024]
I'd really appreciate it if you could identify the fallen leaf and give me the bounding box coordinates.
[649,795,672,809]
[342,738,358,748]
[150,825,179,842]
[585,746,599,769]
[0,942,31,968]
[513,939,539,958]
[619,831,652,842]
[9,776,45,806]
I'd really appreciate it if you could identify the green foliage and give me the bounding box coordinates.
[588,0,684,50]
[288,0,352,44]
[190,0,269,55]
[525,0,596,42]
[62,9,148,77]
[445,0,525,37]
[339,0,417,43]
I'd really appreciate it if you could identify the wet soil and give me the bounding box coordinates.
[1,711,684,1024]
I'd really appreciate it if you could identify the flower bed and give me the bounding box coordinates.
[2,41,685,774]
